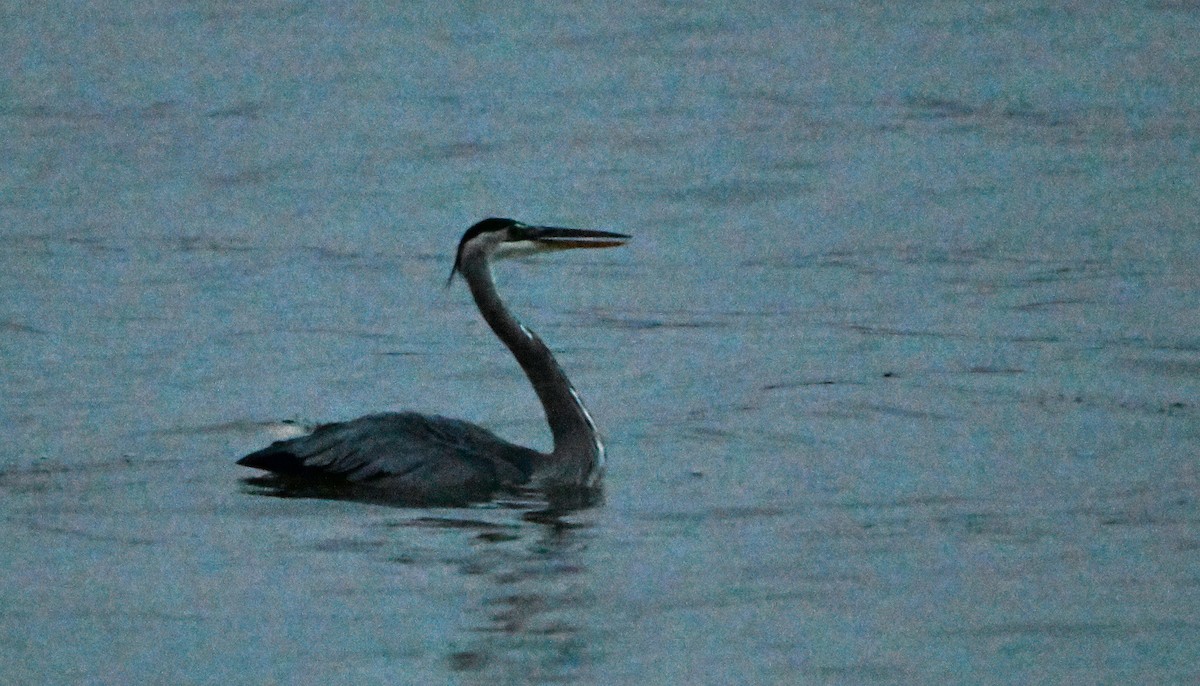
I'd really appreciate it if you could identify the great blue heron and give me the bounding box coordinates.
[237,218,630,505]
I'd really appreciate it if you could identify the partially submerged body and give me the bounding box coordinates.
[238,412,543,505]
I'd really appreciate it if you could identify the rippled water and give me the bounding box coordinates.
[2,2,1198,683]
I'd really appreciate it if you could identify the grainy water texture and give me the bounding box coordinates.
[2,2,1198,684]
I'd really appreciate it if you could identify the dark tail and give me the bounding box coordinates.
[237,443,306,474]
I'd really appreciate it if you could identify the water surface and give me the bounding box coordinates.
[2,2,1198,683]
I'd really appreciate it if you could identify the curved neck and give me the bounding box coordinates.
[459,254,604,485]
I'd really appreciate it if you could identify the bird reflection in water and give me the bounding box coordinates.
[428,512,598,680]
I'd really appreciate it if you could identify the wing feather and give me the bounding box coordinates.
[238,412,540,501]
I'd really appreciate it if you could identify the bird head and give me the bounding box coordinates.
[449,218,630,285]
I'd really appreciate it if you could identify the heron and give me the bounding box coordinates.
[237,217,630,505]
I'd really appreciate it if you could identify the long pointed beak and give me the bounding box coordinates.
[514,225,631,250]
[449,223,631,287]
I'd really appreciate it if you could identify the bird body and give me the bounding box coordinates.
[237,218,629,506]
[238,412,541,504]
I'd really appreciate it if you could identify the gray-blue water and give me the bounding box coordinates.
[2,3,1198,683]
